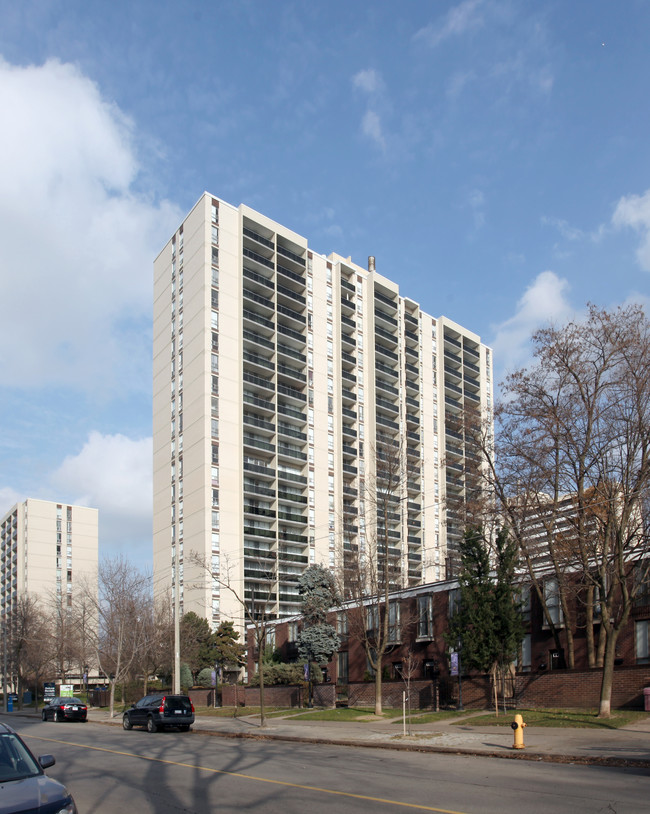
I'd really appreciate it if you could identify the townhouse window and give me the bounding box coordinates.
[337,611,348,639]
[519,584,531,623]
[287,621,299,643]
[417,594,434,640]
[388,601,400,643]
[634,561,650,607]
[366,605,379,635]
[265,628,275,649]
[544,578,563,626]
[337,651,349,684]
[518,634,532,672]
[635,620,650,664]
[448,588,460,618]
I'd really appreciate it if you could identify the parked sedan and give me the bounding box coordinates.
[123,694,194,732]
[41,697,88,722]
[0,721,77,813]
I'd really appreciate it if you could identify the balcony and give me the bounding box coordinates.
[277,263,305,286]
[277,243,306,266]
[243,247,274,270]
[243,391,274,413]
[376,396,399,414]
[278,423,307,441]
[277,383,306,402]
[243,371,274,392]
[277,302,306,326]
[243,329,275,351]
[376,379,398,397]
[277,402,306,422]
[243,309,274,332]
[374,289,397,309]
[277,342,306,364]
[277,282,305,305]
[375,324,398,344]
[375,308,398,327]
[243,460,275,478]
[243,226,274,250]
[243,351,274,373]
[243,434,275,454]
[375,344,398,362]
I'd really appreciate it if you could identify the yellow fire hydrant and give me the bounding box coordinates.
[511,713,526,749]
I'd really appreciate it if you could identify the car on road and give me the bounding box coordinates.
[122,694,195,732]
[41,697,88,723]
[0,721,77,813]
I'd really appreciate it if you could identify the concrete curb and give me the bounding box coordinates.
[91,715,650,769]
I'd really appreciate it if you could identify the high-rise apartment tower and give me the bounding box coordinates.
[153,193,493,630]
[0,498,98,617]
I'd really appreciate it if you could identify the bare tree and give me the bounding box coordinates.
[82,557,150,717]
[6,595,53,710]
[134,591,174,696]
[341,437,414,715]
[469,304,650,717]
[191,552,277,727]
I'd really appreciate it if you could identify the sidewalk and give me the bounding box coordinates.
[83,707,650,768]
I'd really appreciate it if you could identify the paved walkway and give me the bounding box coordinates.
[89,707,650,767]
[6,707,650,767]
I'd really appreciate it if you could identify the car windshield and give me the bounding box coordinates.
[61,698,84,705]
[0,733,42,782]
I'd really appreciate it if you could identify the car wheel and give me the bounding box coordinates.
[122,715,132,731]
[41,711,47,722]
[146,716,158,733]
[179,724,190,732]
[54,711,60,723]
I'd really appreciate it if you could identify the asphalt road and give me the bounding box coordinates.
[12,718,650,814]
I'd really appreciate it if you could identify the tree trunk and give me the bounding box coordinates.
[597,627,620,718]
[584,585,596,668]
[109,680,116,718]
[258,645,266,728]
[374,666,383,715]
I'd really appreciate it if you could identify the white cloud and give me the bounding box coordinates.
[352,68,383,95]
[612,190,650,271]
[0,57,183,394]
[414,0,485,48]
[489,271,573,378]
[50,431,152,561]
[0,487,24,513]
[361,110,386,151]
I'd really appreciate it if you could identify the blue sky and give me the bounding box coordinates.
[1,0,648,568]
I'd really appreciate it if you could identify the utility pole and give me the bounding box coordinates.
[173,564,180,694]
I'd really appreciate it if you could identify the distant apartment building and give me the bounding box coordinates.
[153,193,493,630]
[0,499,99,618]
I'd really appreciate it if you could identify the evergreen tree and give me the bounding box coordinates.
[446,526,524,712]
[297,565,340,667]
[212,621,245,672]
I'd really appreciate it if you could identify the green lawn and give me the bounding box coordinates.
[453,708,650,730]
[190,704,650,729]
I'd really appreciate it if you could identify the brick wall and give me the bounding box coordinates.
[516,665,650,709]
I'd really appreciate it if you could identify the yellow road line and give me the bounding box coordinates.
[26,733,469,814]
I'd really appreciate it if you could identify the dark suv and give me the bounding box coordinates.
[123,694,195,732]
